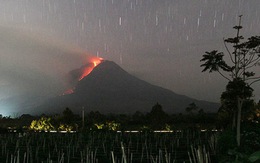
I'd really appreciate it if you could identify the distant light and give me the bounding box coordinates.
[154,130,173,133]
[121,131,139,133]
[117,130,174,133]
[0,105,15,117]
[211,129,219,132]
[59,130,76,133]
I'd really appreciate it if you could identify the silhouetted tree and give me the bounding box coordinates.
[198,109,204,115]
[132,111,145,123]
[219,78,253,128]
[186,102,199,114]
[61,107,75,125]
[200,15,260,146]
[19,114,35,127]
[147,103,168,129]
[86,111,105,126]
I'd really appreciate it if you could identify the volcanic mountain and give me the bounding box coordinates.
[36,60,219,114]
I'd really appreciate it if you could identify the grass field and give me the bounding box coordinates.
[0,130,218,163]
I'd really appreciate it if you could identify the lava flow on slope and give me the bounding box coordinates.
[63,56,103,95]
[78,57,103,80]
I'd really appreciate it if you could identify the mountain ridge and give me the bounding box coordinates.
[34,60,219,115]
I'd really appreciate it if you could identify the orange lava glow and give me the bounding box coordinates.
[63,88,74,95]
[62,56,103,96]
[78,57,103,80]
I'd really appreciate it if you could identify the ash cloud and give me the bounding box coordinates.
[0,25,95,115]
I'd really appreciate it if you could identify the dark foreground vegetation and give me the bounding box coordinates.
[0,100,259,163]
[0,130,218,163]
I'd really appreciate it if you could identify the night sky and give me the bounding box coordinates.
[0,0,259,116]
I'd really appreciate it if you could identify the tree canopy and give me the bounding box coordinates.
[200,15,260,147]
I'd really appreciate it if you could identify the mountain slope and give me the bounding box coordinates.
[36,61,219,114]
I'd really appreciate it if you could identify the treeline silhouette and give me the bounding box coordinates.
[0,103,218,132]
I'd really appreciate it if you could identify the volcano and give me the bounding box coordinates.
[36,60,219,114]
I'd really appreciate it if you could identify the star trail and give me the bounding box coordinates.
[0,0,259,115]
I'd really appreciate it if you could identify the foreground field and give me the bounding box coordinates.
[0,130,217,163]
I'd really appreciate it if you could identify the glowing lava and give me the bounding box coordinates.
[78,57,103,80]
[62,88,74,95]
[62,57,103,95]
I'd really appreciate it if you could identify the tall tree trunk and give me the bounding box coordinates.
[237,97,243,147]
[232,113,236,129]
